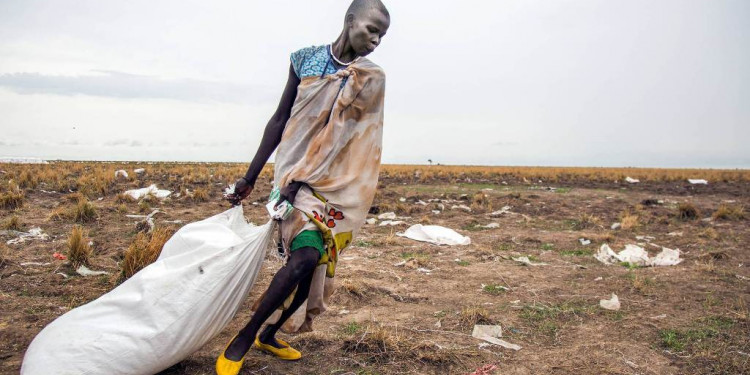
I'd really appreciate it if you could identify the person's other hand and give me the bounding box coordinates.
[226,177,254,206]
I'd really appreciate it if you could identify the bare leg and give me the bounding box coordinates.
[258,267,315,347]
[223,246,320,360]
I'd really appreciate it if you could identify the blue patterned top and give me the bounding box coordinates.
[290,45,344,79]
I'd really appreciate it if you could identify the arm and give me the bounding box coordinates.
[226,63,300,205]
[243,63,300,185]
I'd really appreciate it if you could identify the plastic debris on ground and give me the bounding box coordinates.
[379,220,406,226]
[467,364,499,375]
[512,256,547,266]
[451,204,472,212]
[52,252,67,260]
[124,184,171,200]
[133,168,145,174]
[611,222,621,230]
[76,265,110,277]
[365,218,377,225]
[115,170,128,179]
[222,184,235,199]
[431,210,441,214]
[482,223,500,229]
[667,231,683,237]
[396,224,471,246]
[579,238,591,246]
[471,324,522,351]
[0,157,49,164]
[377,212,397,220]
[625,176,640,183]
[688,179,708,185]
[599,293,621,311]
[6,227,49,245]
[488,206,512,217]
[595,244,682,266]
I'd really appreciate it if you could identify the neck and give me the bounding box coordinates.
[331,32,358,64]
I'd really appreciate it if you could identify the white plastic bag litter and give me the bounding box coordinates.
[22,206,275,375]
[397,224,471,245]
[123,184,171,200]
[594,244,682,267]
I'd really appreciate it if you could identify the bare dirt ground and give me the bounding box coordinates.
[1,163,748,374]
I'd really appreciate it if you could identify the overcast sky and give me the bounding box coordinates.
[1,0,748,168]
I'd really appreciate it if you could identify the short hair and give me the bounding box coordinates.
[346,0,389,19]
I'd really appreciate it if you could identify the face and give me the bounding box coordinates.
[347,9,390,57]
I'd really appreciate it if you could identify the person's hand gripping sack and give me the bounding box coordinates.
[225,177,254,206]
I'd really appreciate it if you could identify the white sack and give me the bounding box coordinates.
[22,206,275,375]
[397,224,471,246]
[124,184,171,200]
[688,179,708,185]
[599,293,621,311]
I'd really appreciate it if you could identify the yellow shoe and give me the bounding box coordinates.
[216,334,246,375]
[253,336,302,360]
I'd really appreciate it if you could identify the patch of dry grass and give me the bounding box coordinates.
[191,187,209,202]
[575,213,601,230]
[712,204,745,221]
[619,210,640,230]
[458,306,493,328]
[67,225,92,268]
[120,226,174,280]
[0,243,9,268]
[0,183,24,210]
[1,215,22,230]
[341,322,404,362]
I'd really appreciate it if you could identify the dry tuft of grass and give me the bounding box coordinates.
[712,204,745,221]
[575,213,601,230]
[341,322,404,362]
[339,279,370,298]
[0,183,25,210]
[116,193,136,204]
[0,243,9,268]
[678,202,699,221]
[67,225,92,268]
[1,215,23,231]
[699,227,719,240]
[619,210,640,230]
[459,306,493,328]
[120,226,175,280]
[72,196,97,222]
[191,188,209,202]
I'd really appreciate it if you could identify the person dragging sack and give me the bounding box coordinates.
[220,1,390,374]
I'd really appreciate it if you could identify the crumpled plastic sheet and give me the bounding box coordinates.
[471,324,522,351]
[397,224,471,246]
[599,293,621,310]
[124,184,172,200]
[595,244,682,266]
[6,227,49,245]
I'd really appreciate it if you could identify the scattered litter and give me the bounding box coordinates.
[399,197,406,202]
[595,244,682,266]
[635,235,656,242]
[688,179,708,185]
[417,267,433,274]
[397,224,471,246]
[365,218,377,225]
[76,265,110,277]
[377,212,397,220]
[431,210,441,214]
[20,262,51,267]
[52,252,67,261]
[338,309,350,315]
[594,276,603,281]
[379,220,406,226]
[737,274,749,281]
[488,206,512,216]
[437,203,445,211]
[650,314,667,320]
[667,231,683,237]
[599,293,621,311]
[6,227,49,245]
[127,210,163,233]
[482,223,500,229]
[393,260,407,267]
[115,170,129,179]
[0,157,48,164]
[512,256,547,266]
[415,200,428,206]
[451,204,472,212]
[56,272,69,279]
[434,320,442,328]
[466,364,498,375]
[579,238,591,246]
[611,223,621,230]
[625,177,640,184]
[471,325,521,351]
[133,168,145,174]
[123,184,171,200]
[162,220,183,224]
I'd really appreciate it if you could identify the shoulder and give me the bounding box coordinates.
[290,45,329,78]
[357,58,386,80]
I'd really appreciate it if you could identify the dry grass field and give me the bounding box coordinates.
[1,161,748,374]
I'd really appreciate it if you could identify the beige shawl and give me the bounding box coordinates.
[254,57,385,333]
